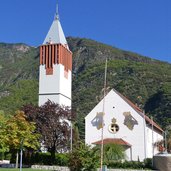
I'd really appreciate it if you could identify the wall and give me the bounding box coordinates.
[39,64,71,107]
[145,126,163,158]
[31,165,70,171]
[85,90,146,161]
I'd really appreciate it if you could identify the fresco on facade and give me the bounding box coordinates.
[123,112,138,130]
[91,112,105,130]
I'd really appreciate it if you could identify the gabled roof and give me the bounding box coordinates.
[92,138,131,147]
[113,89,163,133]
[43,12,68,49]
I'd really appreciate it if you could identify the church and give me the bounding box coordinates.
[85,89,164,161]
[38,5,72,107]
[38,4,164,161]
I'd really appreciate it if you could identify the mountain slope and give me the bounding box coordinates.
[0,37,170,138]
[0,43,39,90]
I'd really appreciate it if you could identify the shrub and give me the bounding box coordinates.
[68,141,99,171]
[54,153,69,166]
[31,152,51,165]
[144,158,152,169]
[107,161,141,169]
[4,152,11,160]
[24,152,69,166]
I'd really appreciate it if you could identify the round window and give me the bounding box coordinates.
[108,123,119,134]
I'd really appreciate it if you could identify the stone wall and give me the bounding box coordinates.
[31,165,70,171]
[31,165,157,171]
[0,164,15,168]
[0,160,10,164]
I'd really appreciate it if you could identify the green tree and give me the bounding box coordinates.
[69,141,99,171]
[6,110,40,167]
[23,101,73,163]
[0,112,9,159]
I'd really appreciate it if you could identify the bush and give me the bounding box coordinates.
[31,152,51,165]
[54,153,69,166]
[68,141,99,171]
[23,152,69,166]
[0,152,4,160]
[4,152,11,160]
[107,160,145,169]
[144,158,152,169]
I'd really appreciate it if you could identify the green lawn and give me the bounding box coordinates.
[0,169,52,171]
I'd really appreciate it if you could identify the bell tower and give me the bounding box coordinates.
[39,5,72,107]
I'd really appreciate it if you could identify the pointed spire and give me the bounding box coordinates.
[43,1,68,48]
[55,1,59,20]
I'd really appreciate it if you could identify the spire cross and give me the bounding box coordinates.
[55,1,59,20]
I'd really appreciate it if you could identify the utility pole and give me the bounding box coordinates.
[100,59,107,171]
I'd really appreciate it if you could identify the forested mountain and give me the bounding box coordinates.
[0,37,170,138]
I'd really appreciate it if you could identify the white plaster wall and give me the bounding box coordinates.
[85,90,146,161]
[39,64,71,107]
[38,94,71,107]
[58,65,72,100]
[146,127,163,158]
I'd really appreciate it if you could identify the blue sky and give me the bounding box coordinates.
[0,0,170,63]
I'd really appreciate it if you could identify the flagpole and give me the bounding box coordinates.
[100,58,107,171]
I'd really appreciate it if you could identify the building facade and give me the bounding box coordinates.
[85,89,163,161]
[39,8,72,107]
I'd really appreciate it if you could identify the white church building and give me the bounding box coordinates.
[85,89,163,161]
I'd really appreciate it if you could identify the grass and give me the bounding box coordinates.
[0,169,52,171]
